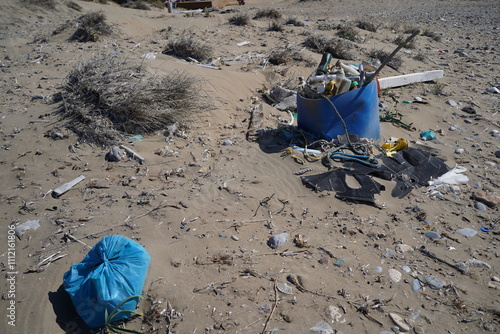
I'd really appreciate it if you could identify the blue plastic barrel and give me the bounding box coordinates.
[296,80,380,140]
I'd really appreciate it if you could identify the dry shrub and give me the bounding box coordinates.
[394,34,417,49]
[164,31,213,61]
[303,33,356,60]
[285,17,304,27]
[228,13,250,26]
[369,49,403,70]
[337,24,358,41]
[316,22,338,31]
[355,19,379,32]
[422,30,442,42]
[22,0,56,9]
[268,48,291,65]
[123,1,150,10]
[71,11,113,42]
[413,52,427,62]
[67,1,83,11]
[268,20,284,32]
[404,26,420,34]
[254,8,282,20]
[59,53,209,145]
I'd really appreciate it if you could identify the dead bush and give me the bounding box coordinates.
[67,1,83,11]
[71,11,113,42]
[123,1,150,10]
[368,49,403,70]
[303,33,356,60]
[268,20,284,32]
[316,22,338,31]
[22,0,56,9]
[59,53,210,145]
[336,24,358,42]
[422,30,442,42]
[284,17,304,27]
[394,34,417,49]
[404,26,420,34]
[228,13,251,26]
[268,48,291,65]
[254,8,282,20]
[355,19,379,32]
[163,31,213,61]
[413,52,427,62]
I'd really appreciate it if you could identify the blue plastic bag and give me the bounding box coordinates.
[63,235,150,328]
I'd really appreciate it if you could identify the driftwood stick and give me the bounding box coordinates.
[418,247,467,274]
[261,280,278,334]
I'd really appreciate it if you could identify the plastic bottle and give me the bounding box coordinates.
[316,53,332,75]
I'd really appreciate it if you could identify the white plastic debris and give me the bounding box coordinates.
[15,220,40,239]
[309,321,334,334]
[427,165,469,190]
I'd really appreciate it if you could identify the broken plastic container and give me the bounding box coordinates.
[296,80,380,140]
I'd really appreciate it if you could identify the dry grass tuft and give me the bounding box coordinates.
[303,33,356,60]
[413,52,427,62]
[394,34,417,49]
[422,30,442,42]
[268,20,284,32]
[228,13,251,26]
[59,53,210,145]
[71,11,113,42]
[336,24,358,42]
[164,31,213,61]
[122,1,150,10]
[22,0,57,9]
[355,19,380,32]
[284,17,304,27]
[369,49,403,70]
[404,26,420,34]
[67,1,83,11]
[268,48,292,65]
[254,8,282,20]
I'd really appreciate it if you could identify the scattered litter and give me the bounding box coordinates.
[237,41,252,46]
[455,228,477,238]
[14,220,40,239]
[427,165,469,190]
[63,235,150,328]
[276,282,293,295]
[105,146,122,162]
[309,320,334,334]
[128,134,143,141]
[141,52,157,59]
[120,144,145,163]
[52,175,85,198]
[389,312,410,332]
[420,130,436,141]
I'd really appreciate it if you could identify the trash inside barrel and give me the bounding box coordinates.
[297,79,381,141]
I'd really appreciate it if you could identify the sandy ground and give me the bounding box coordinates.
[0,0,499,333]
